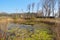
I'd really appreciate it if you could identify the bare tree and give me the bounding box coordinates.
[58,0,60,17]
[42,0,56,17]
[51,0,56,16]
[43,0,49,16]
[48,8,51,16]
[32,3,35,13]
[37,2,40,13]
[27,4,31,13]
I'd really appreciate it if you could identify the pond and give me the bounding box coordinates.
[0,22,54,40]
[7,23,34,32]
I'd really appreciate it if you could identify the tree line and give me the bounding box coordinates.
[27,0,60,17]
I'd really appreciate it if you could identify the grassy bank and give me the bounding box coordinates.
[13,18,55,25]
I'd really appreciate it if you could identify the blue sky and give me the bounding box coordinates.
[0,0,42,13]
[0,0,58,13]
